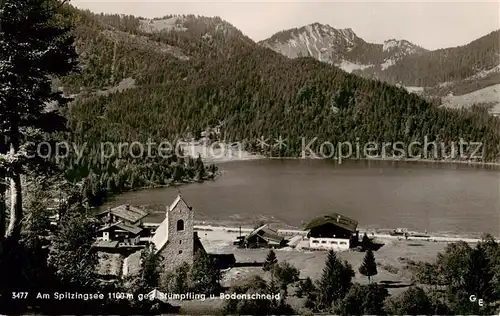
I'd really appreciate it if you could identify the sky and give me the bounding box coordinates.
[72,1,500,50]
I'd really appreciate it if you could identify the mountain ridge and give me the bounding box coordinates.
[58,8,500,164]
[259,22,427,71]
[259,22,500,112]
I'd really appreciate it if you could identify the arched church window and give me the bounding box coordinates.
[177,219,184,231]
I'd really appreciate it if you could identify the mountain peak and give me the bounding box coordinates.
[383,39,421,53]
[259,23,364,64]
[340,27,356,40]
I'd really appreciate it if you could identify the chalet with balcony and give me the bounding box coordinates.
[305,213,359,251]
[97,221,145,245]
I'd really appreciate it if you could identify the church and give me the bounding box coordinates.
[150,194,205,270]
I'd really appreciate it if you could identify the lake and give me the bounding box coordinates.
[104,159,500,236]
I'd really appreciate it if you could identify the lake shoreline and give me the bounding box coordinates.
[104,158,500,238]
[193,222,495,242]
[182,141,500,167]
[217,155,500,167]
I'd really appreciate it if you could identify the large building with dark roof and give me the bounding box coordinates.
[305,213,359,251]
[96,204,149,226]
[97,221,145,246]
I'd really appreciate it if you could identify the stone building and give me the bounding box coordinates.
[150,194,205,271]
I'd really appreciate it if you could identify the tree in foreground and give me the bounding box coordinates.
[222,275,294,315]
[385,286,432,315]
[435,239,497,314]
[189,250,222,295]
[262,248,281,309]
[274,261,300,296]
[43,201,103,313]
[332,283,388,316]
[359,249,377,283]
[161,262,191,293]
[408,235,500,315]
[0,0,78,245]
[263,249,278,272]
[125,245,170,313]
[127,245,163,293]
[316,250,355,311]
[295,277,317,309]
[48,204,99,291]
[0,182,56,313]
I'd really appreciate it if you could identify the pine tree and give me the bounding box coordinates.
[196,167,206,181]
[263,249,278,272]
[362,232,371,249]
[139,245,163,292]
[127,245,164,311]
[316,250,355,310]
[359,249,378,283]
[172,165,183,182]
[0,0,78,242]
[263,249,280,300]
[189,250,222,295]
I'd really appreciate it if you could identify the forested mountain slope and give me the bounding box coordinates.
[262,25,500,99]
[62,8,500,165]
[356,30,500,87]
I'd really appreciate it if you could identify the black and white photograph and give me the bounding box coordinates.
[0,0,499,314]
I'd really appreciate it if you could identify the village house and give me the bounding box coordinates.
[238,224,287,248]
[93,204,152,251]
[99,195,206,278]
[95,204,149,226]
[96,221,145,245]
[305,213,359,251]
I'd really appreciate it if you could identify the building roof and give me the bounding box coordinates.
[151,215,169,252]
[116,222,143,235]
[168,194,192,212]
[97,221,143,235]
[143,212,167,225]
[245,224,284,244]
[97,204,149,224]
[305,213,358,232]
[151,194,192,253]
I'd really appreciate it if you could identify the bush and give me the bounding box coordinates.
[295,277,317,309]
[332,283,388,316]
[385,287,432,315]
[380,264,399,274]
[275,261,300,293]
[189,250,222,295]
[222,275,295,315]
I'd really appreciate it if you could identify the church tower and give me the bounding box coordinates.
[151,194,195,271]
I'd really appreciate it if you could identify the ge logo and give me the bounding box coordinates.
[469,295,484,307]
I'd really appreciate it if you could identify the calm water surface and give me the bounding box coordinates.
[105,160,500,235]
